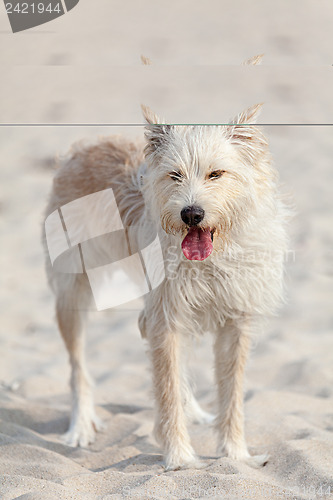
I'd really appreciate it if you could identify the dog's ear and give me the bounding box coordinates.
[141,104,162,125]
[233,103,263,125]
[242,54,264,66]
[227,103,264,143]
[141,104,171,155]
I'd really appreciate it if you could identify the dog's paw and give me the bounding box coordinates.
[62,413,104,447]
[192,409,216,425]
[226,452,269,469]
[218,441,269,468]
[164,445,200,472]
[184,397,215,425]
[165,456,207,472]
[243,453,269,468]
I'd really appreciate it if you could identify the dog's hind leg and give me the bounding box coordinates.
[180,360,215,425]
[214,318,268,467]
[183,386,215,425]
[55,274,103,447]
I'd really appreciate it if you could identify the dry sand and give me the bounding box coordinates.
[0,1,333,498]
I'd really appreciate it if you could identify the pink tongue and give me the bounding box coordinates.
[181,227,213,261]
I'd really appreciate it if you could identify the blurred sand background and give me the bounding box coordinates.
[0,1,333,498]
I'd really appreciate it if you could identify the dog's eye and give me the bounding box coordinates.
[169,171,183,182]
[208,170,225,180]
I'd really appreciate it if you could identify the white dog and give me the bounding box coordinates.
[44,102,288,471]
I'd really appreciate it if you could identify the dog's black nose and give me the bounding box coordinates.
[181,205,205,226]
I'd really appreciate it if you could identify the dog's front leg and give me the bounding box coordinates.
[147,324,198,471]
[214,319,268,468]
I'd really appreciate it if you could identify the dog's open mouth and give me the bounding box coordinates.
[181,227,214,261]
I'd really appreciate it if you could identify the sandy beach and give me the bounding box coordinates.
[0,1,333,498]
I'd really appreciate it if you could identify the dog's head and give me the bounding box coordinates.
[142,105,274,261]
